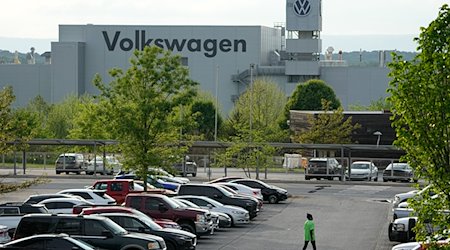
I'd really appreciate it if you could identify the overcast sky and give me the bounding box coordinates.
[1,0,447,52]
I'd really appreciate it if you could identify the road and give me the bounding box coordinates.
[0,172,414,250]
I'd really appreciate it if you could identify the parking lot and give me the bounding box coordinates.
[0,167,415,250]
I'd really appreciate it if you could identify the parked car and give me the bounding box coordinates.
[173,157,197,177]
[389,217,418,242]
[38,198,94,214]
[173,197,232,229]
[0,226,10,244]
[172,198,222,230]
[57,189,117,205]
[24,194,83,204]
[86,155,122,175]
[90,179,174,204]
[177,184,259,219]
[79,206,182,229]
[0,202,49,238]
[0,233,95,250]
[392,185,434,208]
[175,195,250,226]
[218,182,263,201]
[115,173,181,192]
[55,153,86,175]
[383,163,417,182]
[101,213,197,250]
[205,176,244,184]
[229,179,289,204]
[124,193,214,236]
[305,158,342,180]
[13,214,166,250]
[391,238,450,250]
[217,184,263,211]
[149,168,190,184]
[346,161,379,181]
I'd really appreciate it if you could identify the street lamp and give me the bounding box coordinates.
[373,131,382,147]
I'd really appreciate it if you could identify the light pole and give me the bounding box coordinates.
[214,64,219,141]
[249,63,255,141]
[373,131,382,148]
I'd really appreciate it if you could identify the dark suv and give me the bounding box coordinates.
[13,214,166,250]
[178,184,258,219]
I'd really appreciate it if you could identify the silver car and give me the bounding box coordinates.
[176,195,250,226]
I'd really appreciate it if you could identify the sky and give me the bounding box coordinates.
[0,0,448,53]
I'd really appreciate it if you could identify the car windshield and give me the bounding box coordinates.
[390,163,409,170]
[178,199,201,209]
[200,196,224,207]
[215,185,236,197]
[309,161,327,167]
[137,215,163,230]
[163,196,182,209]
[102,218,128,235]
[351,163,370,169]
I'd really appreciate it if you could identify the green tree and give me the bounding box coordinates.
[46,95,82,139]
[293,100,360,144]
[348,97,392,111]
[24,95,51,138]
[387,4,450,242]
[282,79,341,129]
[188,96,223,141]
[94,46,198,190]
[215,79,286,177]
[0,86,16,153]
[225,78,289,142]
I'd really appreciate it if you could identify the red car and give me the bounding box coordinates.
[78,206,181,230]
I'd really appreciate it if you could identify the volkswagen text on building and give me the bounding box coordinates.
[0,0,390,115]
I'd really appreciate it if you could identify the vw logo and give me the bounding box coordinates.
[293,0,311,16]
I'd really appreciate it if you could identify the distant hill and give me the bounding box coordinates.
[0,48,416,66]
[320,50,417,66]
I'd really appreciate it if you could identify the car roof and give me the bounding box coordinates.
[352,161,372,164]
[38,197,92,204]
[82,206,132,212]
[309,158,330,161]
[22,213,108,221]
[58,153,83,156]
[58,189,104,193]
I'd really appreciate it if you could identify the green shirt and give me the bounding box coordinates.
[304,220,315,241]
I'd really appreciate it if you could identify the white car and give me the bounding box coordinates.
[346,161,379,181]
[175,195,250,226]
[86,155,122,175]
[391,238,450,250]
[218,182,263,201]
[149,168,190,184]
[392,185,433,208]
[38,198,94,214]
[57,189,116,205]
[389,217,418,242]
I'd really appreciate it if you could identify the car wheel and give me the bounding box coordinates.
[374,177,378,182]
[166,241,177,250]
[76,172,80,175]
[268,194,278,204]
[192,173,197,177]
[56,171,60,175]
[338,176,342,181]
[413,179,418,183]
[227,214,235,227]
[305,176,310,180]
[180,223,195,234]
[383,178,387,182]
[388,223,394,241]
[65,171,69,174]
[327,177,333,180]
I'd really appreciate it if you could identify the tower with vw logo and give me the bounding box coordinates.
[285,0,322,80]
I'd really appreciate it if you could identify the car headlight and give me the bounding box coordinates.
[393,223,406,232]
[196,214,206,223]
[245,202,253,207]
[165,224,182,229]
[232,210,245,214]
[147,242,160,250]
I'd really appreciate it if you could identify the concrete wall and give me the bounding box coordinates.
[0,64,51,107]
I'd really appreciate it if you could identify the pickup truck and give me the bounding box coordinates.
[91,179,175,204]
[124,193,213,236]
[0,202,48,237]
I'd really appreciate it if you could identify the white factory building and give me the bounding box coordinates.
[0,0,390,115]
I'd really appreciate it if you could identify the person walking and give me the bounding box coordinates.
[303,213,316,250]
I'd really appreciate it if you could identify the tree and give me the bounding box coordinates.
[226,78,289,142]
[94,46,198,190]
[348,97,392,111]
[46,95,82,139]
[282,79,341,129]
[387,4,450,241]
[293,100,360,144]
[215,79,286,177]
[0,86,16,153]
[189,98,223,141]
